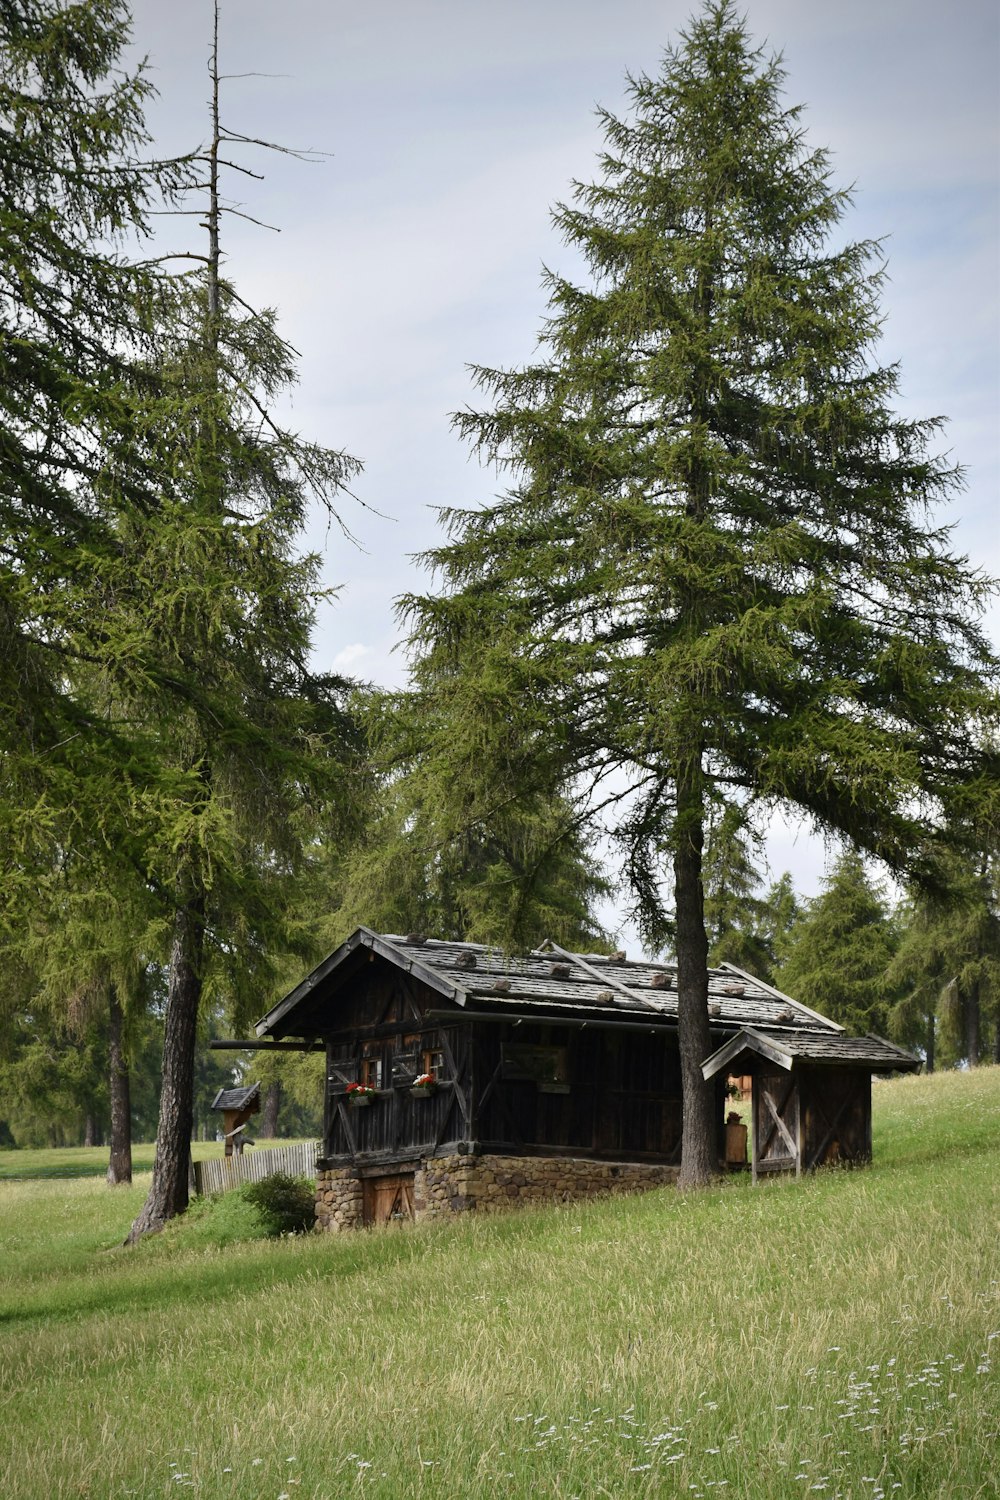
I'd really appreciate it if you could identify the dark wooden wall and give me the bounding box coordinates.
[800,1065,871,1169]
[316,961,689,1168]
[752,1063,873,1178]
[473,1023,684,1161]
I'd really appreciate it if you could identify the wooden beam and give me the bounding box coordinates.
[424,1008,674,1035]
[702,1027,793,1080]
[209,1039,325,1052]
[545,942,650,1008]
[759,1079,798,1161]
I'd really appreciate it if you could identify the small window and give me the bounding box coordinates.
[360,1056,383,1089]
[422,1047,446,1079]
[502,1043,567,1085]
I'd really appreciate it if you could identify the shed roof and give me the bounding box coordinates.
[210,1083,261,1113]
[256,927,843,1041]
[701,1028,921,1079]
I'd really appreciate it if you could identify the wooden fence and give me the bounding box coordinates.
[193,1140,319,1196]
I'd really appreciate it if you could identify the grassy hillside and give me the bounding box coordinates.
[0,1069,997,1498]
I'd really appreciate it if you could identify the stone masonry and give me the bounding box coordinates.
[315,1165,364,1232]
[315,1153,677,1230]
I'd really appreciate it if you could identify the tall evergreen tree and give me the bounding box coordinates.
[701,806,772,977]
[0,0,186,771]
[402,1,999,1185]
[324,711,612,954]
[889,851,1000,1068]
[0,2,361,1231]
[121,12,362,1240]
[775,851,901,1035]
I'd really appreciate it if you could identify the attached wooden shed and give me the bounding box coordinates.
[702,1028,920,1180]
[253,928,919,1229]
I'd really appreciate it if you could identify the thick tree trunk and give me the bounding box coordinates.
[673,765,718,1189]
[84,1113,98,1148]
[964,979,981,1068]
[126,899,204,1242]
[106,982,133,1185]
[260,1080,281,1138]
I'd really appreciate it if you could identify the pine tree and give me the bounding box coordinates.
[324,716,613,953]
[889,852,1000,1068]
[775,851,902,1035]
[701,806,773,978]
[402,1,999,1184]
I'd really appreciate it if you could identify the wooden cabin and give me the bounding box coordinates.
[253,929,919,1229]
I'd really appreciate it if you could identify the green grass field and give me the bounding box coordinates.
[0,1139,315,1182]
[0,1070,997,1498]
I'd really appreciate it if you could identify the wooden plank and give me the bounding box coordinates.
[703,1028,795,1080]
[437,1029,469,1124]
[804,1088,852,1170]
[757,1076,798,1163]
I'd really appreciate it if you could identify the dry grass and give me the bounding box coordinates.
[0,1068,997,1497]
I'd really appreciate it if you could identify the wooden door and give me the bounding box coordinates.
[363,1173,415,1226]
[800,1066,872,1170]
[752,1070,801,1180]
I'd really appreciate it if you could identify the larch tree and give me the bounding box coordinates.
[402,1,999,1185]
[0,0,193,1183]
[0,0,363,1233]
[5,855,165,1182]
[700,805,773,978]
[0,0,187,775]
[323,710,613,954]
[121,9,362,1241]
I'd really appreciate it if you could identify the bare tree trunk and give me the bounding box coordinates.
[126,899,204,1242]
[924,1008,935,1074]
[674,764,718,1189]
[106,982,133,1185]
[84,1114,98,1148]
[964,979,981,1068]
[260,1080,281,1138]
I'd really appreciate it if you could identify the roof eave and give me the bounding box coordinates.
[702,1027,793,1080]
[255,927,468,1039]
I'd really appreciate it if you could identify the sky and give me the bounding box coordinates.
[126,0,1000,947]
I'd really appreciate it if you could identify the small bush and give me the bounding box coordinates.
[240,1172,315,1237]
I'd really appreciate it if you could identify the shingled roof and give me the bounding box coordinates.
[255,927,843,1041]
[210,1083,261,1113]
[702,1027,921,1078]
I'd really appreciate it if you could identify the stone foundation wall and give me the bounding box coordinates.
[316,1153,677,1231]
[415,1153,678,1218]
[315,1165,364,1232]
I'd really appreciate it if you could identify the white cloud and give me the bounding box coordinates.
[331,642,370,672]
